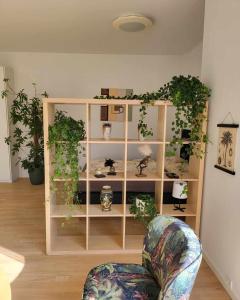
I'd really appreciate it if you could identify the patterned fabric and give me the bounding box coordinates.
[142,216,202,300]
[83,216,202,300]
[83,263,160,300]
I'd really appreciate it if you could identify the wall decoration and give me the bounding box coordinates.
[100,88,133,122]
[215,123,239,175]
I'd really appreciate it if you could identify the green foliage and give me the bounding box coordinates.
[48,111,86,206]
[129,194,157,228]
[160,75,211,157]
[94,75,211,156]
[1,79,48,171]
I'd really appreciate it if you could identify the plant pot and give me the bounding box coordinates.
[28,167,44,185]
[138,128,145,141]
[102,123,112,140]
[136,197,146,212]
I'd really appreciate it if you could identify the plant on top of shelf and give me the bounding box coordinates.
[1,79,48,185]
[129,194,157,227]
[48,111,86,207]
[94,75,211,156]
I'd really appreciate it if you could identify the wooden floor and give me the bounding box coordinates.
[0,179,230,300]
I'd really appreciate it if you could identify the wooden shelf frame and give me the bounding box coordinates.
[43,99,207,255]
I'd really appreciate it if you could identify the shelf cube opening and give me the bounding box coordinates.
[162,181,198,217]
[127,104,165,142]
[89,104,126,141]
[127,144,163,179]
[89,144,125,180]
[51,217,86,252]
[125,218,146,250]
[89,217,123,250]
[89,181,124,216]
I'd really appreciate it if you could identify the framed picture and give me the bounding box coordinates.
[100,88,133,122]
[214,123,239,175]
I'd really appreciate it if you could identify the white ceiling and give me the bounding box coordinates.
[0,0,205,55]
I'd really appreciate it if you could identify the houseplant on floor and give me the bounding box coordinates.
[1,80,48,185]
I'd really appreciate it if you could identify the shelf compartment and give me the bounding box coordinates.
[127,171,162,181]
[127,104,165,142]
[127,144,164,181]
[89,172,125,181]
[127,139,164,144]
[88,217,123,250]
[162,204,196,217]
[89,204,123,217]
[89,138,125,144]
[163,172,199,181]
[51,204,86,218]
[51,218,86,252]
[52,172,87,181]
[89,104,126,140]
[125,218,146,250]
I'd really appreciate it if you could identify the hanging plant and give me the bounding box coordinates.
[129,194,157,228]
[159,75,211,157]
[94,75,211,156]
[48,111,86,207]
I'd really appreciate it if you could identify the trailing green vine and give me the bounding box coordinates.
[48,111,86,207]
[94,75,211,156]
[129,194,157,227]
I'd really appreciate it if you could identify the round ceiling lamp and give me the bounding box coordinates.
[112,15,153,32]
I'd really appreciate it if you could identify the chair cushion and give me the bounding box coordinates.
[83,263,160,300]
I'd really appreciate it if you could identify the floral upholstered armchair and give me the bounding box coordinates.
[83,216,202,300]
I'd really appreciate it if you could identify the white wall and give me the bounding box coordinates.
[201,1,240,299]
[0,45,202,177]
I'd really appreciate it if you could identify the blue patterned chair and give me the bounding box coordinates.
[83,216,202,300]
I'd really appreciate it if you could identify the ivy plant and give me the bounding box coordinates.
[129,194,157,228]
[94,75,211,156]
[1,79,48,171]
[48,111,86,207]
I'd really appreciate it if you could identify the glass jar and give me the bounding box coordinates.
[100,185,113,211]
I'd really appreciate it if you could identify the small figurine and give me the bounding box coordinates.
[105,158,116,176]
[136,144,152,177]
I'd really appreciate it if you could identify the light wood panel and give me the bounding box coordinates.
[43,99,207,254]
[0,179,231,300]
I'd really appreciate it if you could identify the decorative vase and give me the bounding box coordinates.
[28,167,44,185]
[100,185,113,211]
[102,123,112,140]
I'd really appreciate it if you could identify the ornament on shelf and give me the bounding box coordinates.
[100,185,113,211]
[102,123,112,140]
[94,168,106,178]
[172,181,187,212]
[136,144,152,177]
[104,158,116,175]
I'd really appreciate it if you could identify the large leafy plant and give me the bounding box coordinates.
[1,79,48,171]
[48,111,86,206]
[94,75,211,155]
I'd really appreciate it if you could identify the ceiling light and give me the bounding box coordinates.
[112,15,153,32]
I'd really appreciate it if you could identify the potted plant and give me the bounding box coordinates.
[129,194,157,227]
[1,79,48,185]
[48,111,86,207]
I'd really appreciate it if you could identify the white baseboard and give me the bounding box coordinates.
[203,251,239,300]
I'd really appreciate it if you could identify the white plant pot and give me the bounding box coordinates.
[136,197,146,212]
[138,129,145,141]
[103,125,111,140]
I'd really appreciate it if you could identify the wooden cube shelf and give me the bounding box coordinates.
[43,99,207,255]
